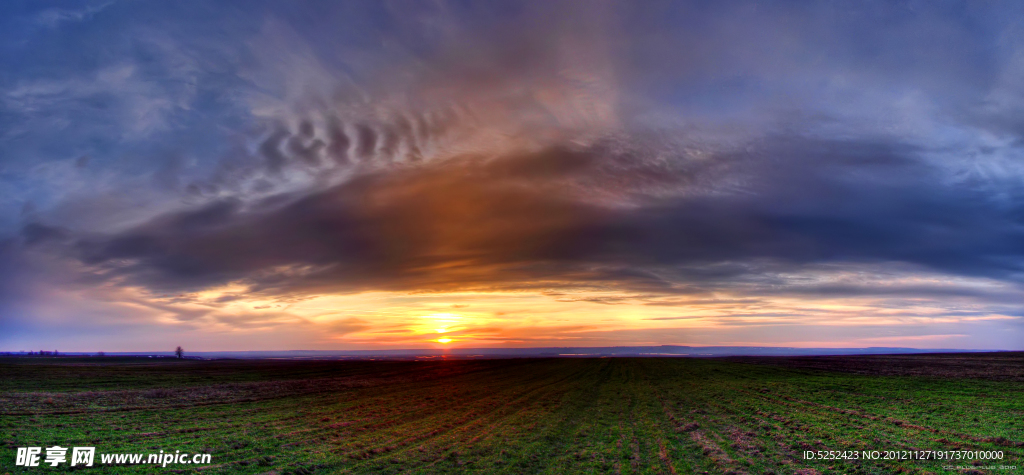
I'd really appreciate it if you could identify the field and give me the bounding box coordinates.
[1,354,1022,474]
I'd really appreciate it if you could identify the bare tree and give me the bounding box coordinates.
[175,346,184,359]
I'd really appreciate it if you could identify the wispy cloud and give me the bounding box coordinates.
[31,1,116,29]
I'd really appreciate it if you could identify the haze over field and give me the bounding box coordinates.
[2,1,1024,351]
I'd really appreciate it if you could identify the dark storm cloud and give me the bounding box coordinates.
[44,132,1024,299]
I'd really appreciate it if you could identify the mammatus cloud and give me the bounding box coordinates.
[2,0,1024,350]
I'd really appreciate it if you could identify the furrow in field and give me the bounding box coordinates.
[346,360,599,473]
[263,360,589,473]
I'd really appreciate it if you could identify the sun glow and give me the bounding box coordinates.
[118,280,1024,351]
[420,313,464,342]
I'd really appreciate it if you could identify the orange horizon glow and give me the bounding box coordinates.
[15,271,1015,352]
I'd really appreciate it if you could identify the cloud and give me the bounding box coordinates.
[19,129,1021,307]
[5,0,1024,349]
[31,1,115,29]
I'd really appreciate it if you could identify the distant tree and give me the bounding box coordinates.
[97,351,105,357]
[175,346,184,359]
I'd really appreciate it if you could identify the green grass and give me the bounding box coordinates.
[1,356,1021,474]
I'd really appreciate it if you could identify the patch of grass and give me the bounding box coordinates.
[1,356,1021,474]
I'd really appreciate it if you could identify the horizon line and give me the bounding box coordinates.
[4,345,1013,357]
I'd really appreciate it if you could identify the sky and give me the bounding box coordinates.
[2,0,1024,352]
